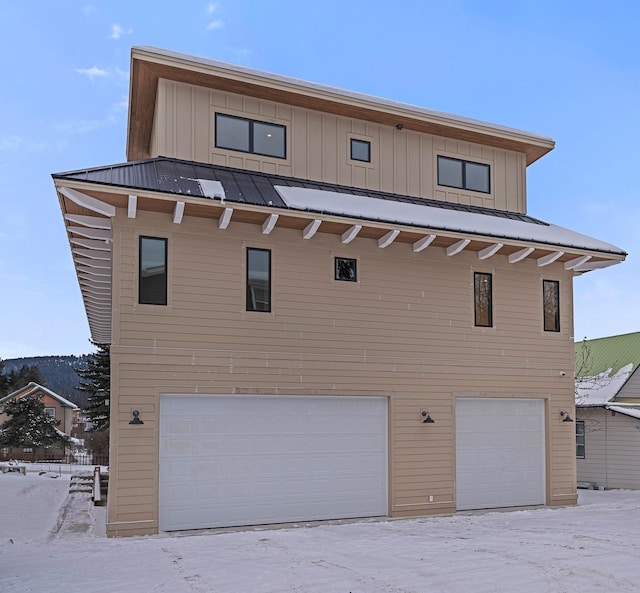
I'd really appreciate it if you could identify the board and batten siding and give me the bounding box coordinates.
[150,80,527,214]
[106,208,577,536]
[577,407,640,489]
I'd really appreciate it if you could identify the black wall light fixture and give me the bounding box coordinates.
[421,409,435,424]
[560,410,574,423]
[129,409,144,425]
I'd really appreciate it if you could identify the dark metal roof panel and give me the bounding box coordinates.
[53,156,545,225]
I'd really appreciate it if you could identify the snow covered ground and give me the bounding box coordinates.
[2,470,640,593]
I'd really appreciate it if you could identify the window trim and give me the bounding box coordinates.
[576,420,585,459]
[44,407,56,419]
[215,112,287,159]
[349,138,371,163]
[334,257,358,282]
[474,271,493,327]
[139,236,168,306]
[437,155,491,194]
[543,279,560,332]
[246,247,272,312]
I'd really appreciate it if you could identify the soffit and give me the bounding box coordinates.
[127,47,555,165]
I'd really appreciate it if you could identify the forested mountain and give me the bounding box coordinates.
[2,355,91,408]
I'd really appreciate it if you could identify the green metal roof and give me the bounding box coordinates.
[575,332,640,378]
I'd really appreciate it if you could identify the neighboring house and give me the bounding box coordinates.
[575,332,640,489]
[52,46,626,537]
[0,382,78,461]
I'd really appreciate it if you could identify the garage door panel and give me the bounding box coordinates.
[456,398,545,511]
[159,394,388,531]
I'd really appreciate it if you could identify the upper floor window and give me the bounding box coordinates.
[215,113,286,159]
[474,272,493,327]
[44,407,56,419]
[335,257,357,282]
[139,236,167,305]
[576,420,585,459]
[247,248,271,312]
[438,156,490,193]
[350,139,371,163]
[543,279,560,332]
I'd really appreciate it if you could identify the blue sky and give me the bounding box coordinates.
[1,1,638,358]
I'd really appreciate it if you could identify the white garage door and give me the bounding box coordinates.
[456,398,546,511]
[159,394,388,531]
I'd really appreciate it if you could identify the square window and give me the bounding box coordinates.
[543,279,560,332]
[44,408,56,418]
[465,161,490,193]
[350,139,371,163]
[474,272,493,327]
[437,156,464,189]
[253,121,286,158]
[139,236,167,305]
[335,257,357,282]
[247,248,271,312]
[215,113,250,152]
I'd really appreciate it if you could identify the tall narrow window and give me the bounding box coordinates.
[139,236,167,305]
[576,420,585,459]
[247,248,271,312]
[474,272,493,327]
[543,279,560,332]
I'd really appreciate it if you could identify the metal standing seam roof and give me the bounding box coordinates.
[575,332,640,379]
[53,156,544,223]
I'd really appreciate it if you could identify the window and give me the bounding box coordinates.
[438,156,490,193]
[576,420,585,459]
[543,279,560,332]
[44,408,56,419]
[139,236,167,305]
[335,257,357,282]
[247,248,271,312]
[350,138,371,163]
[474,272,493,327]
[215,113,286,159]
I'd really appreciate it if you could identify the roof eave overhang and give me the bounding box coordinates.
[127,47,555,166]
[54,177,625,345]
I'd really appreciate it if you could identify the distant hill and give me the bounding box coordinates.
[2,355,91,408]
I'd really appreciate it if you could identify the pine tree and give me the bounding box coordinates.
[0,395,69,450]
[6,364,46,393]
[0,359,8,397]
[75,343,110,432]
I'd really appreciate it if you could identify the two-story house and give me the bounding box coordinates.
[52,47,626,536]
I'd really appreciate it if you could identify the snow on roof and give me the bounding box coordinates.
[607,406,640,420]
[576,363,634,406]
[0,382,78,409]
[276,186,625,255]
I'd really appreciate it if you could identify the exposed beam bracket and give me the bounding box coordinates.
[341,224,362,244]
[565,255,592,270]
[413,234,436,252]
[262,213,279,235]
[218,208,233,230]
[478,243,503,260]
[508,247,534,264]
[378,229,399,249]
[58,186,116,217]
[64,214,111,230]
[173,201,185,224]
[537,251,564,267]
[67,226,112,242]
[128,195,137,218]
[303,219,322,240]
[447,239,470,256]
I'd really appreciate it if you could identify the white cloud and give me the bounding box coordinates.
[207,19,223,30]
[109,23,133,40]
[74,66,109,79]
[207,3,217,14]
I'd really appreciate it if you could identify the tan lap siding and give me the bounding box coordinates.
[107,210,576,535]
